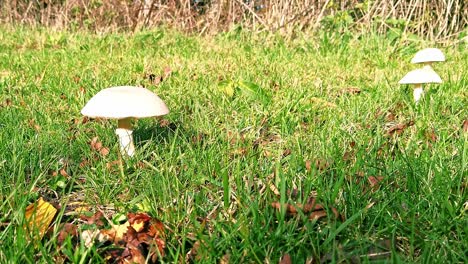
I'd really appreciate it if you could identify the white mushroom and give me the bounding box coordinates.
[411,48,445,69]
[399,68,442,103]
[81,86,169,157]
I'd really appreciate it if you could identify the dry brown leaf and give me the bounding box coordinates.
[425,130,437,142]
[386,121,414,136]
[24,197,57,240]
[220,253,230,264]
[282,149,292,158]
[159,119,170,127]
[106,160,121,171]
[308,210,328,220]
[56,223,78,245]
[90,136,110,156]
[128,213,151,233]
[305,160,312,172]
[28,119,41,131]
[186,240,202,263]
[279,254,292,264]
[79,211,105,226]
[1,98,12,107]
[315,159,330,171]
[340,87,361,95]
[385,112,396,122]
[368,176,384,191]
[463,119,468,133]
[163,66,172,79]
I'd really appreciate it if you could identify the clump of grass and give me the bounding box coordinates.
[0,26,466,262]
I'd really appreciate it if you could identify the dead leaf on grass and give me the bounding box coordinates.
[100,212,166,263]
[386,121,414,136]
[24,197,57,240]
[271,195,342,221]
[425,129,438,142]
[163,66,172,79]
[56,223,78,245]
[463,120,468,133]
[279,254,292,264]
[1,98,12,108]
[340,87,361,95]
[367,176,384,191]
[79,211,105,226]
[28,119,41,131]
[90,136,110,156]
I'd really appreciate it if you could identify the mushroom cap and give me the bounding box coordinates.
[411,48,445,64]
[81,86,169,119]
[398,68,442,85]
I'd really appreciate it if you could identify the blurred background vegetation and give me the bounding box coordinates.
[0,0,466,42]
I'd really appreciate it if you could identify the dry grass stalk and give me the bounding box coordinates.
[0,0,465,40]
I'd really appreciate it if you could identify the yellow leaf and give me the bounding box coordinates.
[101,222,130,243]
[24,197,57,240]
[131,220,145,232]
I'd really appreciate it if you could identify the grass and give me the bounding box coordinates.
[0,26,466,263]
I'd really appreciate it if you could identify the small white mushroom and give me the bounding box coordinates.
[398,68,442,103]
[81,86,169,157]
[411,48,445,69]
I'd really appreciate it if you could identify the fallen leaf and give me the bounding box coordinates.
[271,194,342,222]
[1,98,12,107]
[159,119,170,127]
[163,66,172,79]
[79,211,105,226]
[340,87,361,95]
[279,254,292,264]
[128,213,151,232]
[106,160,121,171]
[81,229,109,248]
[56,223,77,245]
[28,119,41,131]
[367,176,384,191]
[24,197,57,240]
[305,160,312,172]
[386,121,414,136]
[385,112,396,122]
[425,130,437,142]
[308,210,328,220]
[99,147,110,156]
[463,120,468,133]
[90,137,110,156]
[315,159,330,171]
[186,240,202,263]
[282,149,292,158]
[343,151,354,161]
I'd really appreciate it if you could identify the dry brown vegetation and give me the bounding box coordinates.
[1,0,467,40]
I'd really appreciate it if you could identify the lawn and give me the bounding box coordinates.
[0,26,466,263]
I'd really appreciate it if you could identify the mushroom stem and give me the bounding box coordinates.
[413,84,424,103]
[422,63,433,70]
[116,118,135,157]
